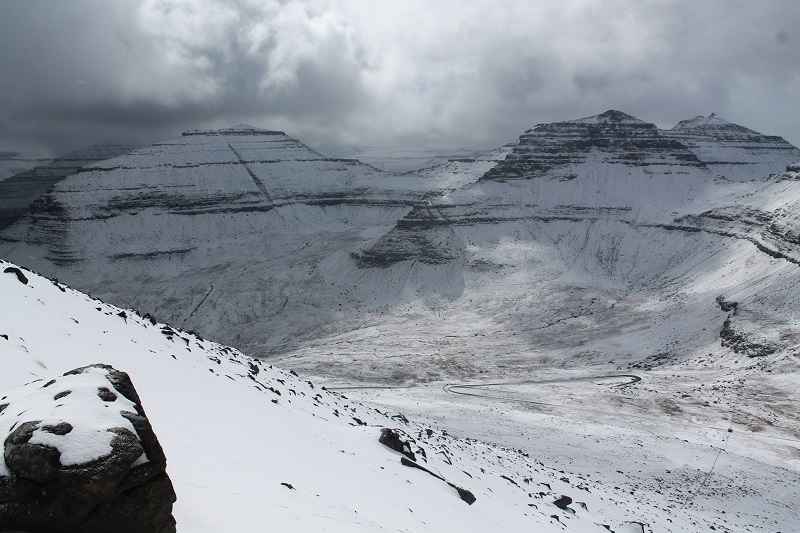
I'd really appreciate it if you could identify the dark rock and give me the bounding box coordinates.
[280,482,295,490]
[3,267,28,285]
[0,364,176,532]
[399,457,476,505]
[4,421,63,482]
[42,422,73,435]
[97,387,118,402]
[452,484,476,505]
[553,495,573,509]
[715,295,738,314]
[379,428,416,461]
[53,390,71,400]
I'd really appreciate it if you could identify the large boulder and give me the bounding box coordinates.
[0,364,176,532]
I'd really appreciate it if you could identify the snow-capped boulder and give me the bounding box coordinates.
[0,364,176,533]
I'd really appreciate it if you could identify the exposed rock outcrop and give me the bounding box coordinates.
[379,428,417,461]
[0,364,176,532]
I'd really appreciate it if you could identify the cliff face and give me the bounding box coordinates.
[482,110,704,182]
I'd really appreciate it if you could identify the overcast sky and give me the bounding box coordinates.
[1,0,799,157]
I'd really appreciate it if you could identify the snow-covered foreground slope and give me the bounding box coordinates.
[0,259,672,532]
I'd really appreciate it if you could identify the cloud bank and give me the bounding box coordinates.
[1,0,798,155]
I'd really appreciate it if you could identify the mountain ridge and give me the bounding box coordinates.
[1,111,800,531]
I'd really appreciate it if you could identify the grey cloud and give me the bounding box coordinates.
[0,0,798,157]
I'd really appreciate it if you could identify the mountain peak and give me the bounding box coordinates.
[664,113,800,180]
[670,113,741,132]
[573,110,645,124]
[182,125,286,137]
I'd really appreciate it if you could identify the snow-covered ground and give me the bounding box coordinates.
[3,258,681,532]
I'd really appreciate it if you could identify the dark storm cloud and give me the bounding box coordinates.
[0,0,798,157]
[0,0,372,153]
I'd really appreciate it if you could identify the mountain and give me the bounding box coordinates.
[336,144,489,172]
[1,114,799,373]
[1,112,800,531]
[665,113,800,181]
[0,124,496,354]
[0,148,51,181]
[0,144,137,230]
[2,258,671,532]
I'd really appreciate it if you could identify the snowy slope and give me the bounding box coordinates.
[2,259,657,532]
[0,144,136,230]
[0,148,51,182]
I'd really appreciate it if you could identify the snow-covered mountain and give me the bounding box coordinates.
[0,124,495,353]
[1,113,798,370]
[665,113,800,181]
[0,148,51,182]
[335,144,489,172]
[2,111,800,531]
[0,144,136,230]
[2,258,672,532]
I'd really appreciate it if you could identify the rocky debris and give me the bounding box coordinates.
[715,295,738,314]
[0,364,176,532]
[720,318,778,357]
[3,266,28,285]
[378,428,475,505]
